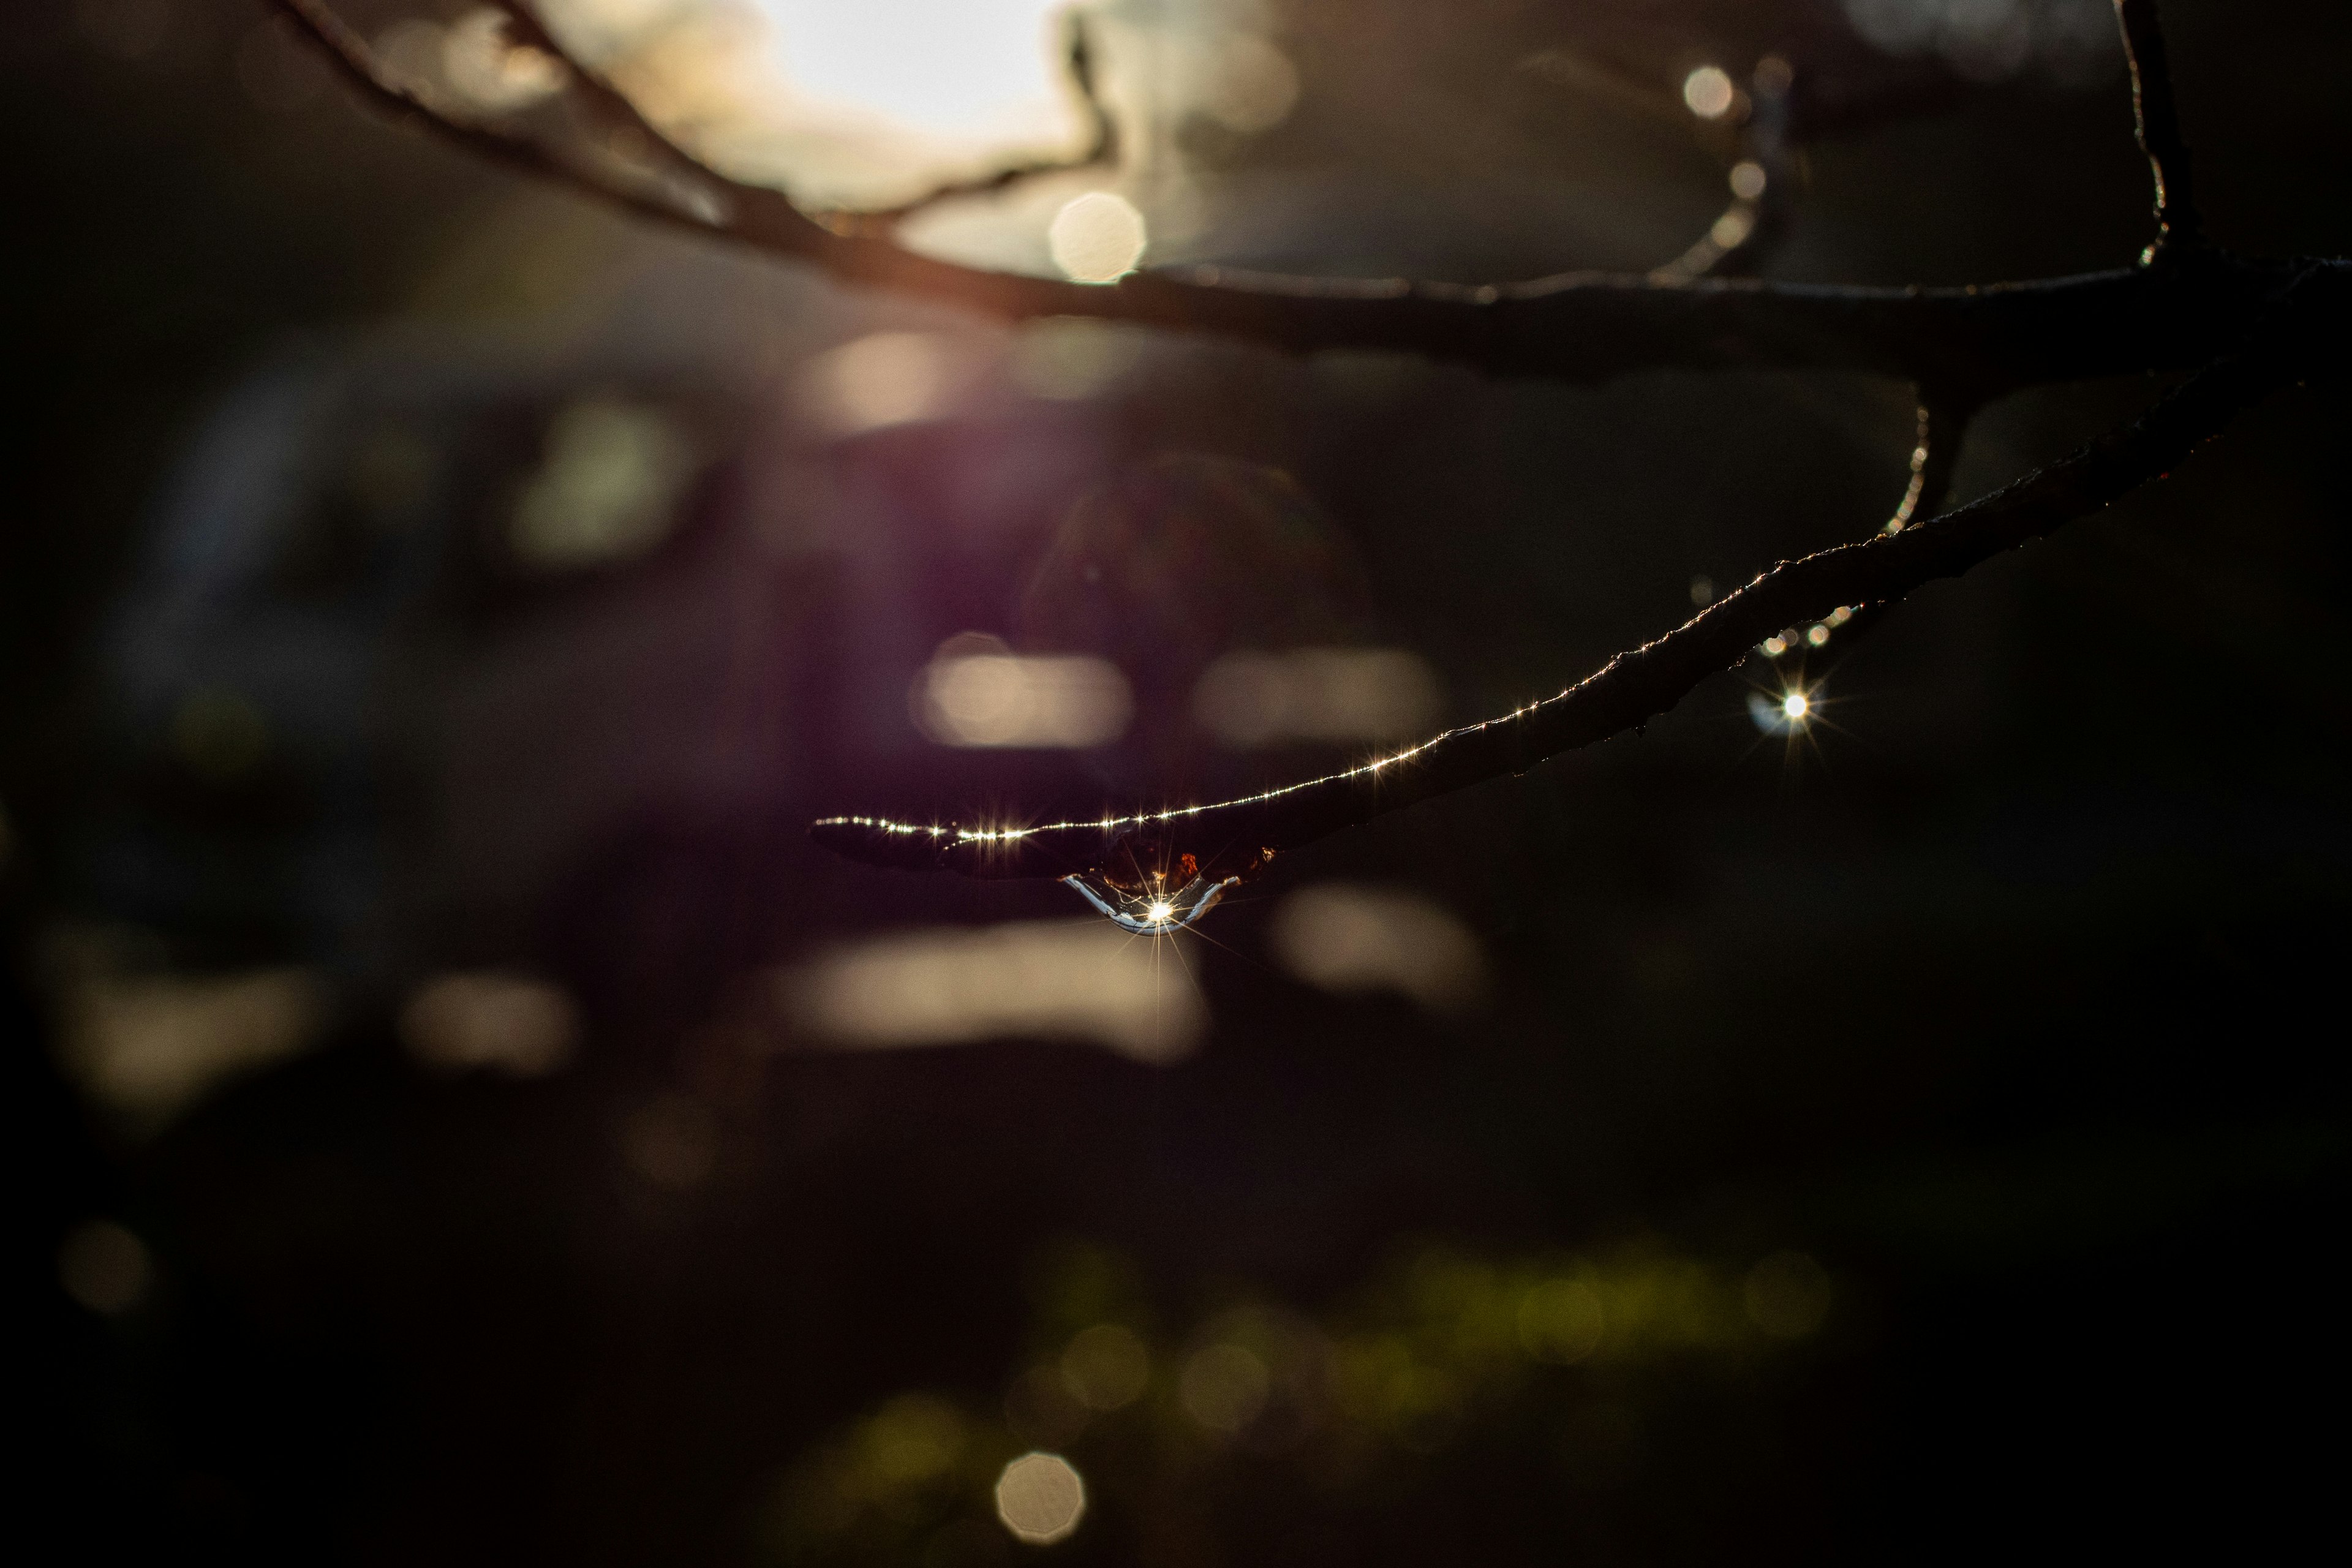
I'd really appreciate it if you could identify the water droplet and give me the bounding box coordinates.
[1063,824,1271,932]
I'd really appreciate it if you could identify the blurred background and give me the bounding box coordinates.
[8,0,2346,1561]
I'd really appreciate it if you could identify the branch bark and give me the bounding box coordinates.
[260,1,2339,890]
[2116,0,2203,254]
[813,261,2345,880]
[268,0,2285,396]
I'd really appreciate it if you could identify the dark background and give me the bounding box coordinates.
[9,1,2345,1562]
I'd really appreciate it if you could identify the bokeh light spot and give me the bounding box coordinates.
[1049,193,1147,284]
[510,399,696,570]
[796,330,974,437]
[1180,1342,1270,1433]
[58,1219,153,1314]
[1270,884,1485,1013]
[1683,64,1735,119]
[1517,1278,1605,1364]
[912,633,1133,749]
[994,1452,1085,1544]
[1200,34,1300,134]
[788,920,1205,1063]
[401,970,578,1078]
[1062,1324,1150,1411]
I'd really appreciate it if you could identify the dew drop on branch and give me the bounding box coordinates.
[1061,823,1272,932]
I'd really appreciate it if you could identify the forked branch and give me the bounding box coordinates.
[266,1,2340,894]
[1760,390,1975,678]
[2116,0,2203,253]
[270,0,2285,394]
[813,260,2345,880]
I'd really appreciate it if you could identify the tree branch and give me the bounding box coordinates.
[2115,0,2204,254]
[265,2,2334,893]
[812,262,2345,881]
[1885,393,1974,536]
[269,0,2286,395]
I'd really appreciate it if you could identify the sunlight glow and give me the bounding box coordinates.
[558,0,1090,212]
[442,9,565,112]
[762,0,1066,137]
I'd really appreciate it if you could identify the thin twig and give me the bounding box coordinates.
[813,263,2343,880]
[1767,390,1976,680]
[1654,56,1798,284]
[269,0,2286,394]
[266,2,2335,890]
[1887,393,1974,536]
[2115,0,2203,254]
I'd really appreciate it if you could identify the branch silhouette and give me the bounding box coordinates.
[812,257,2343,880]
[266,1,2343,891]
[2116,0,2204,254]
[270,0,2291,394]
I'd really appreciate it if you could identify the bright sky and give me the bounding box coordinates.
[755,0,1069,138]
